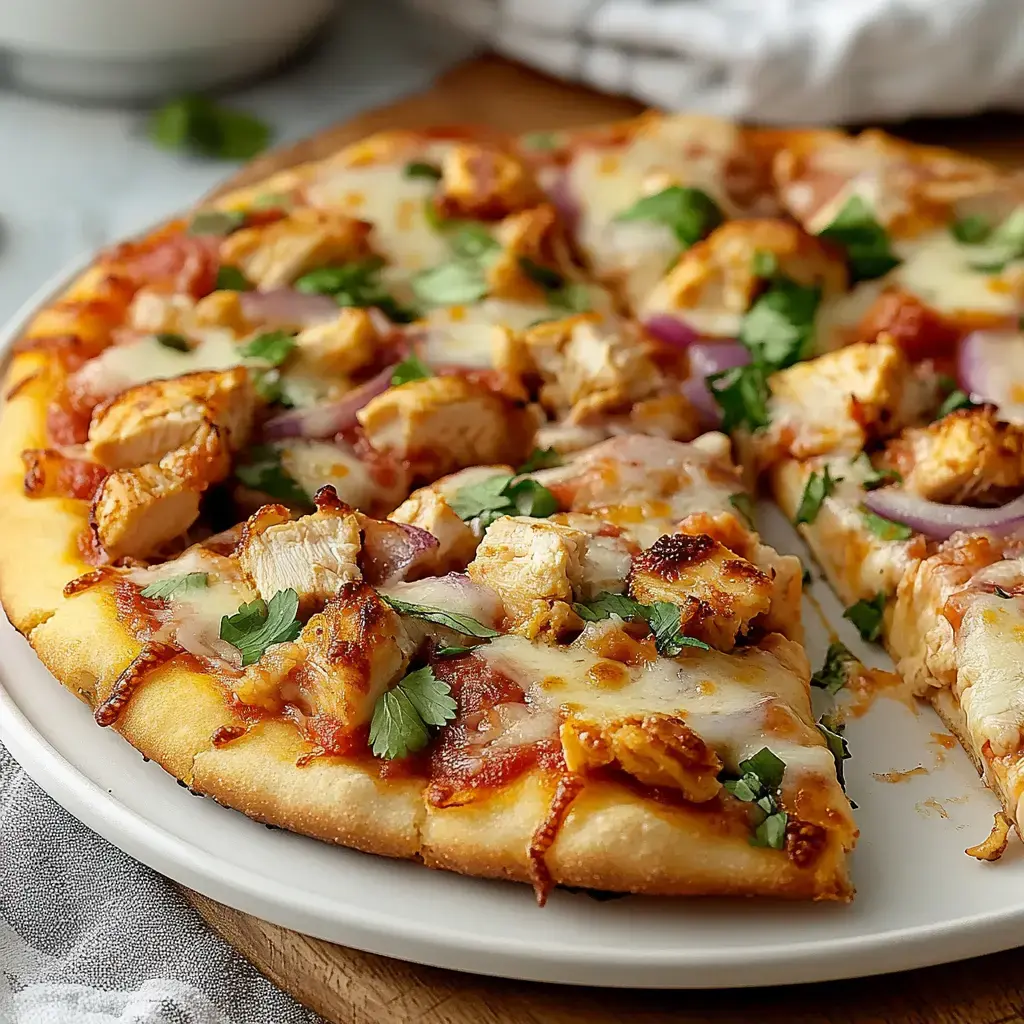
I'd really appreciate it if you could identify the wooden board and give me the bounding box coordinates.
[184,53,1024,1024]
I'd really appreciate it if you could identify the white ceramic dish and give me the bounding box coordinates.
[1,262,1023,989]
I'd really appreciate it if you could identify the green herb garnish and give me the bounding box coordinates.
[295,257,416,323]
[188,209,246,236]
[950,215,991,245]
[449,474,558,528]
[380,595,500,638]
[794,465,838,526]
[818,710,852,791]
[860,507,913,541]
[368,666,457,760]
[811,641,857,695]
[150,96,271,161]
[739,279,821,370]
[856,453,902,490]
[219,589,302,666]
[722,747,788,849]
[520,131,560,151]
[391,355,433,386]
[960,206,1024,272]
[818,195,900,281]
[615,186,723,251]
[154,332,190,352]
[729,492,756,526]
[404,161,442,181]
[518,447,563,473]
[140,572,208,600]
[235,445,312,509]
[844,593,886,642]
[572,592,711,657]
[215,265,252,291]
[240,330,296,367]
[935,388,977,419]
[707,364,770,433]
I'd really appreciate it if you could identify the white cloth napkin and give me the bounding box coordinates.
[413,0,1024,123]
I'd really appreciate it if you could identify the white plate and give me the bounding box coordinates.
[1,263,1023,989]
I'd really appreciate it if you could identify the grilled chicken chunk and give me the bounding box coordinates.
[388,488,478,574]
[628,532,772,650]
[88,368,254,469]
[436,143,543,220]
[290,308,379,379]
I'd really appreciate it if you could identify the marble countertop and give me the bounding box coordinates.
[0,0,472,326]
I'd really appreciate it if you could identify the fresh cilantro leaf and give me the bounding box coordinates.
[818,195,900,281]
[240,330,296,367]
[188,209,246,236]
[412,261,489,306]
[728,492,755,526]
[572,593,711,656]
[993,585,1014,599]
[219,589,302,666]
[449,224,501,261]
[844,592,886,642]
[751,250,779,278]
[215,265,252,291]
[434,644,476,657]
[811,641,857,695]
[860,507,913,541]
[140,572,209,600]
[150,96,271,160]
[295,257,417,323]
[391,355,432,386]
[615,186,723,250]
[422,197,447,232]
[517,257,592,313]
[369,666,456,759]
[751,811,789,850]
[707,364,770,433]
[740,279,821,370]
[381,596,500,638]
[794,465,838,526]
[962,206,1024,272]
[856,453,902,490]
[518,257,564,290]
[935,388,977,419]
[722,747,788,849]
[252,369,289,406]
[518,447,563,473]
[154,332,190,352]
[449,474,558,527]
[404,161,442,181]
[235,445,312,509]
[252,192,293,211]
[741,747,787,792]
[950,215,992,245]
[520,131,560,151]
[818,710,852,791]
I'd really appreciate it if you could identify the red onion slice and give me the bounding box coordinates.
[546,171,580,233]
[643,314,699,350]
[862,488,1024,540]
[958,328,1024,410]
[359,518,439,586]
[680,341,751,427]
[262,364,397,440]
[239,289,341,328]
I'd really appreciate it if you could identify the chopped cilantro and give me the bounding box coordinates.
[520,131,560,151]
[960,206,1024,272]
[235,445,312,509]
[811,641,857,695]
[252,369,290,406]
[752,250,779,278]
[140,572,208,600]
[728,492,756,526]
[380,596,500,638]
[219,589,302,666]
[188,209,246,236]
[794,465,838,526]
[369,666,457,760]
[843,593,886,642]
[295,257,416,323]
[411,260,489,306]
[572,592,711,657]
[707,363,770,433]
[722,747,788,850]
[615,186,723,251]
[739,279,821,370]
[404,161,442,181]
[950,215,992,245]
[240,330,296,367]
[856,453,902,491]
[860,506,913,541]
[215,265,252,291]
[154,332,190,352]
[818,710,852,791]
[149,96,271,160]
[391,355,433,386]
[517,257,563,290]
[434,644,477,657]
[817,195,900,281]
[517,447,563,473]
[449,473,558,528]
[935,388,977,419]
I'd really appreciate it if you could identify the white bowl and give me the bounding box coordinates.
[0,0,336,102]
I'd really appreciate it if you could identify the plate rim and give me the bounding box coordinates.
[2,255,1023,990]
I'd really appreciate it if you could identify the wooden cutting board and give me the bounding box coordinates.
[189,53,1024,1024]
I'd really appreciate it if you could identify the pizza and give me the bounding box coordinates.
[2,114,1022,906]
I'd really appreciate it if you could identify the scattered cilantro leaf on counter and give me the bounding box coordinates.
[518,447,563,473]
[140,572,209,601]
[381,596,501,638]
[404,161,442,181]
[235,445,312,509]
[860,507,913,541]
[572,593,711,657]
[188,209,246,236]
[811,641,858,695]
[722,747,788,849]
[728,491,756,527]
[391,354,433,386]
[150,96,271,160]
[794,465,838,526]
[739,278,821,370]
[707,363,770,433]
[817,195,900,281]
[818,711,852,791]
[843,592,886,642]
[449,474,558,528]
[220,589,301,667]
[215,265,252,291]
[369,666,457,760]
[154,332,191,352]
[240,330,296,367]
[295,257,416,323]
[615,186,723,251]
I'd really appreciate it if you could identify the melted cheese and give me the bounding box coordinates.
[381,575,502,628]
[957,591,1024,757]
[279,441,379,511]
[74,331,242,397]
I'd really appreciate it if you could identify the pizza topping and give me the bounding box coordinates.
[793,465,839,525]
[861,487,1024,541]
[739,276,821,371]
[149,95,271,160]
[369,665,457,759]
[450,472,558,527]
[573,592,711,656]
[817,195,900,281]
[404,161,442,181]
[859,507,913,541]
[614,186,724,251]
[22,449,109,502]
[220,588,302,666]
[817,710,852,792]
[215,266,253,291]
[139,571,209,600]
[390,354,432,386]
[388,489,479,575]
[721,746,788,849]
[965,811,1013,862]
[380,594,501,638]
[239,330,296,366]
[518,446,562,473]
[236,445,313,509]
[707,364,770,433]
[411,225,500,306]
[189,210,247,237]
[811,641,858,695]
[94,641,182,726]
[155,332,191,352]
[295,256,416,324]
[844,593,886,642]
[955,206,1024,272]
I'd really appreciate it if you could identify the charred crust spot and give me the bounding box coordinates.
[720,558,771,586]
[632,533,717,581]
[94,641,180,727]
[784,817,829,868]
[528,773,585,907]
[63,567,117,597]
[211,724,247,748]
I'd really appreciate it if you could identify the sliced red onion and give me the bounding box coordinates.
[239,289,340,328]
[862,488,1024,540]
[546,171,580,233]
[958,328,1024,410]
[359,518,439,586]
[262,364,397,440]
[643,314,699,349]
[681,341,751,427]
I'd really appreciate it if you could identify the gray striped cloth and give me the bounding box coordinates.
[413,0,1024,123]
